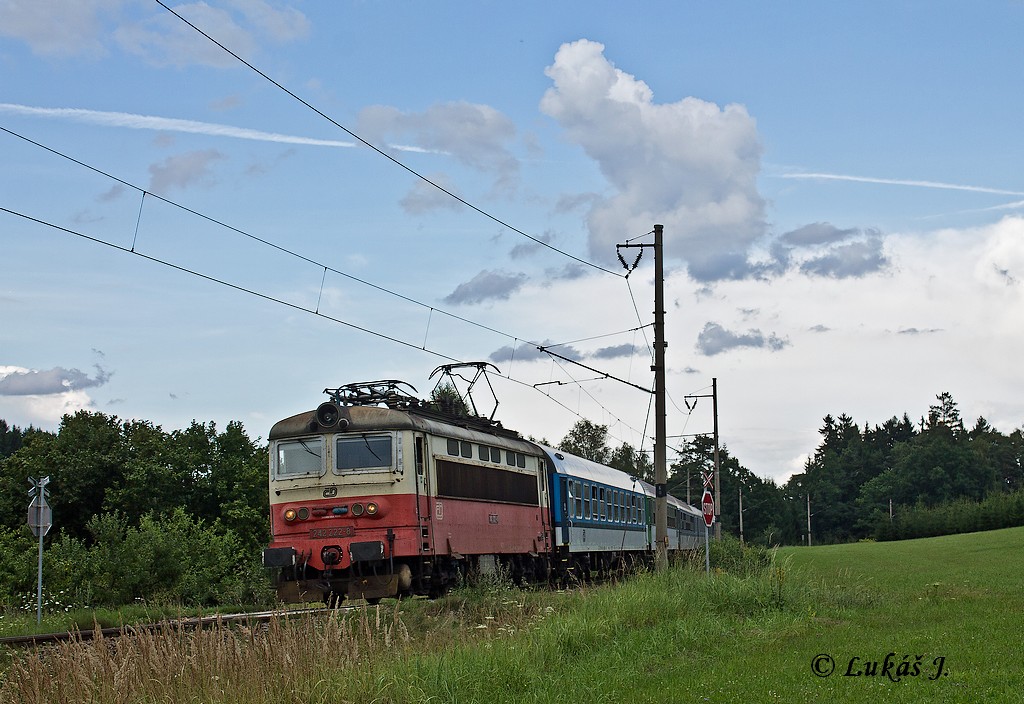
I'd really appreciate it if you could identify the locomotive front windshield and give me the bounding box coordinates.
[276,437,323,477]
[336,434,393,472]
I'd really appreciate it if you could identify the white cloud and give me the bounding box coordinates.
[399,174,465,215]
[540,39,767,282]
[0,0,125,57]
[443,270,527,305]
[148,149,224,193]
[778,171,1024,197]
[0,366,104,428]
[0,0,310,65]
[357,101,520,198]
[0,104,358,148]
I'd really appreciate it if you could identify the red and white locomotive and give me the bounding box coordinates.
[262,372,703,604]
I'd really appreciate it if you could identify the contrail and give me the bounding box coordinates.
[779,171,1024,197]
[0,103,435,153]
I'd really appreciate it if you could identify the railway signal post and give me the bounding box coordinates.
[27,476,52,625]
[701,488,714,574]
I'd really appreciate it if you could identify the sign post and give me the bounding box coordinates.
[27,477,52,625]
[701,488,714,575]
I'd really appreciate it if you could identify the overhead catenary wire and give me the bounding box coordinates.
[152,0,622,278]
[1,201,652,448]
[2,125,664,443]
[3,5,685,452]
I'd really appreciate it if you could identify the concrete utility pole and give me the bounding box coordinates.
[653,224,668,570]
[614,224,667,569]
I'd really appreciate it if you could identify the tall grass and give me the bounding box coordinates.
[2,606,409,704]
[5,530,1020,702]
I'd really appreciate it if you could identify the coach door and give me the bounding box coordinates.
[537,456,552,552]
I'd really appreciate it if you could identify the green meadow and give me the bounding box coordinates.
[3,528,1021,703]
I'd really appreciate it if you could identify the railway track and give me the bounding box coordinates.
[0,605,346,648]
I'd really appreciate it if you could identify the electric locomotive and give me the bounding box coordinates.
[262,379,552,603]
[263,373,704,604]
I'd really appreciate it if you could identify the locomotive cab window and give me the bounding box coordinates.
[335,434,393,473]
[275,437,324,477]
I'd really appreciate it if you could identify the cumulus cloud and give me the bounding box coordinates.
[442,270,527,305]
[540,39,767,282]
[0,0,123,57]
[897,327,943,336]
[148,149,224,194]
[116,1,309,68]
[695,322,788,356]
[358,101,520,202]
[780,222,860,246]
[510,231,554,259]
[399,174,465,215]
[489,341,582,364]
[0,365,112,395]
[799,237,887,278]
[0,0,309,65]
[591,344,637,360]
[770,222,889,278]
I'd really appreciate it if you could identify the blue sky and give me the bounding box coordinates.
[2,1,1023,484]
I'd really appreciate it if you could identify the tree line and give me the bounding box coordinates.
[557,392,1024,545]
[1,390,1020,609]
[0,412,269,607]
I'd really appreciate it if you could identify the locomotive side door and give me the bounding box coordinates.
[414,433,435,555]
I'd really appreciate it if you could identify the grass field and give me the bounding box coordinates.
[3,528,1021,703]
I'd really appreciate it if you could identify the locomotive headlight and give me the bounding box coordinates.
[297,507,310,521]
[365,502,379,516]
[351,503,364,517]
[283,508,298,522]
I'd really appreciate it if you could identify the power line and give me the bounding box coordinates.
[0,124,517,346]
[151,0,622,278]
[2,202,650,443]
[2,124,661,445]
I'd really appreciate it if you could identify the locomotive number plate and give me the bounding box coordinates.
[309,527,355,539]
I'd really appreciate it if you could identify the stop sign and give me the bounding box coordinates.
[701,489,715,527]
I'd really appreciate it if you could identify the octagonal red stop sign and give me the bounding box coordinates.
[701,489,715,527]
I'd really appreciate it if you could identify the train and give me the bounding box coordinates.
[262,375,704,604]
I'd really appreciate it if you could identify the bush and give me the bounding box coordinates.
[9,510,273,611]
[706,533,773,576]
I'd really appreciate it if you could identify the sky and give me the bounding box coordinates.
[2,0,1023,486]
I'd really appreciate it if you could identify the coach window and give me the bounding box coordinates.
[460,441,472,458]
[490,447,502,463]
[447,438,459,456]
[275,437,323,478]
[478,445,489,461]
[575,480,583,518]
[583,483,591,519]
[517,453,526,468]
